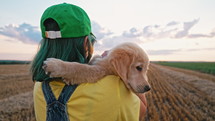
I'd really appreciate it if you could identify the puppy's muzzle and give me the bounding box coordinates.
[136,85,151,93]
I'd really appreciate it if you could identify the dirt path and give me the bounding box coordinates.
[145,64,215,121]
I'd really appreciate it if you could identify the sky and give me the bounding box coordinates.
[0,0,215,61]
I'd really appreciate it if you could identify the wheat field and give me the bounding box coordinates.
[0,64,214,121]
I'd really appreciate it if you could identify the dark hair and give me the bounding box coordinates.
[30,19,96,81]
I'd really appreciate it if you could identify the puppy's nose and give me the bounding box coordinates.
[144,85,151,92]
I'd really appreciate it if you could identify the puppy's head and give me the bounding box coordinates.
[109,42,150,93]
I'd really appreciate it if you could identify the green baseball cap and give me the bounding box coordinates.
[40,3,91,39]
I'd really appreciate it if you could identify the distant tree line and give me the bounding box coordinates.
[0,60,31,65]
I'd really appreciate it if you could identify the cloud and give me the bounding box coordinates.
[186,27,215,39]
[0,21,113,45]
[122,27,142,38]
[166,21,179,26]
[91,21,113,40]
[185,48,215,51]
[0,23,41,44]
[117,18,212,42]
[147,49,181,55]
[120,18,215,40]
[174,19,199,38]
[211,28,215,36]
[1,19,214,48]
[146,47,215,56]
[93,19,215,53]
[187,34,212,38]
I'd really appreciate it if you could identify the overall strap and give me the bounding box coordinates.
[58,84,78,104]
[42,81,57,104]
[42,81,78,105]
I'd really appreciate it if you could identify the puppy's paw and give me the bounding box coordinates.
[43,58,64,77]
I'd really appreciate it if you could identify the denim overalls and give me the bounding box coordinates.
[42,80,78,121]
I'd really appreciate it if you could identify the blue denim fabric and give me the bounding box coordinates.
[42,81,78,121]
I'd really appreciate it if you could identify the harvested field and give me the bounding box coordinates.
[145,64,215,121]
[0,64,214,121]
[0,65,34,121]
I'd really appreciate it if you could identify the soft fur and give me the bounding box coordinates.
[43,42,150,93]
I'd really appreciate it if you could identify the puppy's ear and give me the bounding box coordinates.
[110,52,132,82]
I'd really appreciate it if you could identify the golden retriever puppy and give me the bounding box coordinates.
[43,42,150,93]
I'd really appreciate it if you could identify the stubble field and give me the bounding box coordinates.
[0,64,214,121]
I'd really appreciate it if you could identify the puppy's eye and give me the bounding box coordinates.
[136,66,142,71]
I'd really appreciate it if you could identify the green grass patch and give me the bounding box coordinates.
[155,61,215,75]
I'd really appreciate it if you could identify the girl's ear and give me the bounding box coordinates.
[84,36,94,62]
[83,36,89,58]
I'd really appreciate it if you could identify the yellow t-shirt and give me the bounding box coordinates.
[34,75,140,121]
